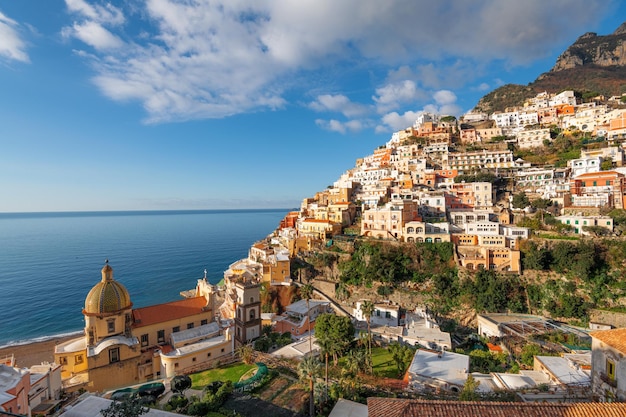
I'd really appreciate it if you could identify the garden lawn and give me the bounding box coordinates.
[190,362,255,389]
[371,346,399,378]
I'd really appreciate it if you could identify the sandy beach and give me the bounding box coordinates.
[0,334,80,368]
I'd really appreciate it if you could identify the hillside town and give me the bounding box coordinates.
[4,90,626,416]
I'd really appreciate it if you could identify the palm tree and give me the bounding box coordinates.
[301,283,314,354]
[360,300,375,371]
[316,337,333,398]
[345,348,367,376]
[298,356,322,417]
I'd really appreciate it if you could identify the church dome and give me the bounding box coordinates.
[83,261,132,316]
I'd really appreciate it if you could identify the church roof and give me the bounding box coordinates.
[83,262,132,316]
[132,296,209,328]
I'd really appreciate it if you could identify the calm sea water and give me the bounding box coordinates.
[0,209,289,348]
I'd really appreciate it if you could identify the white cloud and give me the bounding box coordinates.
[308,94,368,118]
[433,90,456,106]
[373,80,426,113]
[61,0,611,123]
[65,0,124,25]
[476,82,490,91]
[376,89,462,132]
[315,118,365,134]
[0,11,29,63]
[378,110,422,132]
[68,21,124,50]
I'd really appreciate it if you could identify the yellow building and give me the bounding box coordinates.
[54,261,234,393]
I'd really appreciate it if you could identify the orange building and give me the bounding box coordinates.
[569,171,626,209]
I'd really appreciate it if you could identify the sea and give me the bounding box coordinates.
[0,209,290,348]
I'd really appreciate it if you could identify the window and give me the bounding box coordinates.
[201,319,208,326]
[207,352,211,357]
[250,297,254,303]
[221,348,225,353]
[109,347,120,364]
[250,310,256,320]
[141,334,149,347]
[59,356,68,365]
[607,359,616,380]
[385,312,391,319]
[157,330,165,343]
[173,326,180,333]
[107,320,115,334]
[187,323,194,330]
[75,354,84,364]
[192,357,196,362]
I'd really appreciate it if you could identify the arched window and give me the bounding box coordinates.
[250,309,256,320]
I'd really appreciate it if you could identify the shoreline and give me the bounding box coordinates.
[0,333,82,368]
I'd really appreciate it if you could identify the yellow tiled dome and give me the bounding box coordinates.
[84,261,132,315]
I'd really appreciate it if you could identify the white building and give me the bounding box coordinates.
[516,128,551,149]
[590,328,626,401]
[555,215,613,235]
[407,349,469,393]
[354,301,403,327]
[569,157,601,177]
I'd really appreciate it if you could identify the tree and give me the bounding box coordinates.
[236,343,255,364]
[298,356,322,417]
[100,395,148,417]
[512,192,530,209]
[530,198,552,210]
[344,348,367,376]
[171,375,192,395]
[335,282,350,301]
[316,336,332,399]
[315,314,355,366]
[388,342,415,377]
[521,343,541,367]
[459,374,481,401]
[300,283,314,354]
[360,300,375,371]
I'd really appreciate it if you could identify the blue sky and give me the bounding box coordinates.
[0,0,624,212]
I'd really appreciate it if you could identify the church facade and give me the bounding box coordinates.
[54,261,240,393]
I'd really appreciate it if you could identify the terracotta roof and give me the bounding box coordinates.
[367,398,626,417]
[574,171,621,178]
[132,296,209,328]
[590,328,626,354]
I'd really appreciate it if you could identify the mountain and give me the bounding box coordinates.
[474,22,626,114]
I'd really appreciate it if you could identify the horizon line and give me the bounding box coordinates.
[0,207,296,215]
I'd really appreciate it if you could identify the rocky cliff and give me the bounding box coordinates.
[549,23,626,72]
[473,21,626,114]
